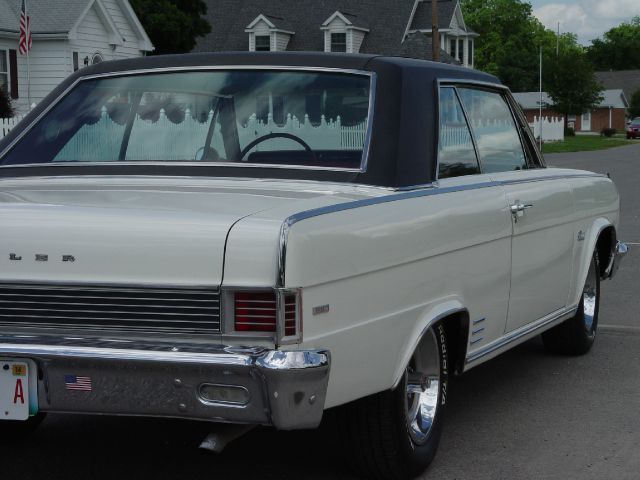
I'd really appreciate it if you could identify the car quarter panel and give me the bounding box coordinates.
[283,178,513,408]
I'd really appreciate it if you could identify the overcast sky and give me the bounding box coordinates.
[529,0,640,45]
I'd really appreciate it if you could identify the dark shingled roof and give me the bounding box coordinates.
[595,70,640,102]
[0,0,89,34]
[400,32,459,64]
[410,0,458,30]
[194,0,467,60]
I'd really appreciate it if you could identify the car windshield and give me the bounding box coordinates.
[1,70,372,170]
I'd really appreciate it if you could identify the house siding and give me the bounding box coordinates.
[275,32,291,52]
[101,0,146,57]
[70,4,114,63]
[351,30,366,53]
[3,39,69,113]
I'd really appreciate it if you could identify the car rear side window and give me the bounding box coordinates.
[438,87,480,179]
[458,88,527,173]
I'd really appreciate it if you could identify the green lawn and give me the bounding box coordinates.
[542,135,636,154]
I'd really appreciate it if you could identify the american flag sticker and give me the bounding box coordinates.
[64,375,92,392]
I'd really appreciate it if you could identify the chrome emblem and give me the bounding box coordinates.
[7,253,76,263]
[577,230,586,242]
[312,304,330,316]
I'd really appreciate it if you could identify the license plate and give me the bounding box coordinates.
[0,359,35,420]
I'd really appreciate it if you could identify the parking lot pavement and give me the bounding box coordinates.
[5,145,640,479]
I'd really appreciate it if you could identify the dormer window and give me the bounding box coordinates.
[321,11,369,53]
[255,35,271,52]
[246,14,294,52]
[331,33,347,53]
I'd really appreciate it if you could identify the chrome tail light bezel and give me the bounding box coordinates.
[221,287,302,345]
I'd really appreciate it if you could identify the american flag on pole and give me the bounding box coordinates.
[64,375,92,392]
[18,0,32,55]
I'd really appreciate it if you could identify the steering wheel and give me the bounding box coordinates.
[239,133,319,164]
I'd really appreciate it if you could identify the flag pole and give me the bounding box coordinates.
[25,0,31,110]
[539,45,543,150]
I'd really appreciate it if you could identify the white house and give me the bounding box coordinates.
[0,0,153,114]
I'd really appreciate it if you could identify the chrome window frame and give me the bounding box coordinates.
[0,65,377,175]
[436,79,546,181]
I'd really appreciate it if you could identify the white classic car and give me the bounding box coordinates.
[0,53,627,479]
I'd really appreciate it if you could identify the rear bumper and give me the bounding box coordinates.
[0,334,330,430]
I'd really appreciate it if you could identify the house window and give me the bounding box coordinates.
[450,39,456,58]
[92,53,104,64]
[73,52,79,72]
[470,41,474,66]
[459,39,465,63]
[255,35,271,51]
[331,33,347,52]
[0,50,8,92]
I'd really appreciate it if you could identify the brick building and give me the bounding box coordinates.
[513,90,628,133]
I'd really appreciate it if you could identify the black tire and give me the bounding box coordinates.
[338,323,448,480]
[0,413,46,444]
[542,250,600,355]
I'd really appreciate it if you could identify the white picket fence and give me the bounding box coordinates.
[0,115,25,138]
[52,107,367,161]
[528,116,564,142]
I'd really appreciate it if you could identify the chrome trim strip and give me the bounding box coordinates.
[465,306,578,365]
[470,337,483,345]
[0,65,376,175]
[276,172,606,287]
[472,317,486,325]
[471,327,485,335]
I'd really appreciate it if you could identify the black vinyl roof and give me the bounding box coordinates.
[0,52,501,188]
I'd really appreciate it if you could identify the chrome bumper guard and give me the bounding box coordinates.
[0,334,330,430]
[606,241,628,279]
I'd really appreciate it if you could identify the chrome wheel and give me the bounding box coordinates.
[405,328,441,446]
[583,254,598,334]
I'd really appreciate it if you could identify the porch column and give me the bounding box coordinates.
[609,107,612,129]
[464,38,469,67]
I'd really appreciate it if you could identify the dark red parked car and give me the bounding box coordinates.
[627,119,640,139]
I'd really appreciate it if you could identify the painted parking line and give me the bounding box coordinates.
[600,324,640,334]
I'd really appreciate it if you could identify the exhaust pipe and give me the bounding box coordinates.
[199,424,255,453]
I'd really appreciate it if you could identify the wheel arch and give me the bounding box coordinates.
[391,302,470,390]
[572,219,616,306]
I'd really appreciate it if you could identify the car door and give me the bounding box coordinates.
[458,87,575,333]
[436,86,513,348]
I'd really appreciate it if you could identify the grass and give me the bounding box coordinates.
[541,135,636,154]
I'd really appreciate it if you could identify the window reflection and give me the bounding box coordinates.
[458,88,526,173]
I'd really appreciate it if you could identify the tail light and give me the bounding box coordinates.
[232,289,301,342]
[234,292,277,332]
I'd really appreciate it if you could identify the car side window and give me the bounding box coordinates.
[458,88,527,173]
[438,87,480,179]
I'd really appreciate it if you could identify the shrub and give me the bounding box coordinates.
[0,87,14,119]
[565,127,576,137]
[601,127,616,137]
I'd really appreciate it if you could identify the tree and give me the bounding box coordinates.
[629,89,640,119]
[461,0,549,91]
[0,87,14,119]
[587,17,640,71]
[545,44,604,128]
[129,0,211,54]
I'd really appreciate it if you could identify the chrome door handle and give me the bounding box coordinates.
[510,202,533,222]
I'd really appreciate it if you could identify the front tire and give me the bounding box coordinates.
[339,323,448,480]
[542,250,600,355]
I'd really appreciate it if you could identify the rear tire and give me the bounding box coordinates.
[339,322,448,480]
[542,250,600,355]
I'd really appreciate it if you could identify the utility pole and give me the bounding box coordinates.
[432,0,440,62]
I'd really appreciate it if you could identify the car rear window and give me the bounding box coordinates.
[1,70,373,171]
